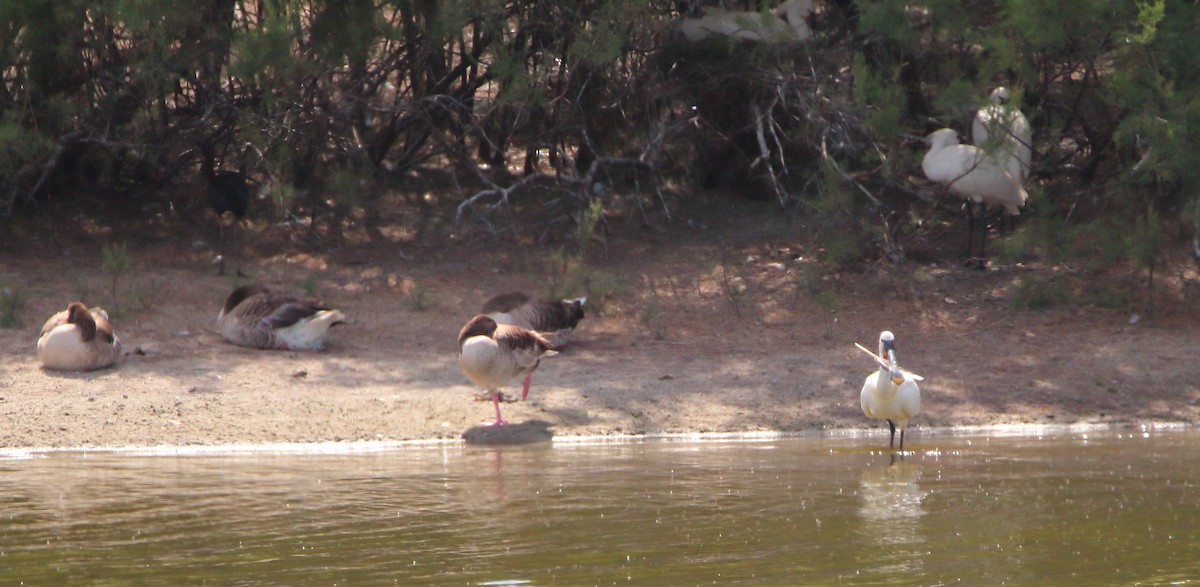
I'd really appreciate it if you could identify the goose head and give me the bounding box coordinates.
[66,302,112,343]
[458,315,499,347]
[560,297,586,326]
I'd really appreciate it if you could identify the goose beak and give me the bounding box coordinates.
[891,374,905,386]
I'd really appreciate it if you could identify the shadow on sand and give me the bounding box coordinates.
[462,419,554,446]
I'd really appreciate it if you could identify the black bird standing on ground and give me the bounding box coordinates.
[201,140,251,277]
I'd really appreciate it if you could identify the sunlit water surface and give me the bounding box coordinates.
[1,428,1198,585]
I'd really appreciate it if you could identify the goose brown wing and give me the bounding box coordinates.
[39,310,69,338]
[481,292,531,314]
[261,300,327,329]
[514,299,585,332]
[65,303,99,342]
[230,293,281,321]
[221,284,271,316]
[90,309,117,344]
[493,324,554,368]
[231,292,322,326]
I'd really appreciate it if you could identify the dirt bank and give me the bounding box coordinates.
[2,197,1197,449]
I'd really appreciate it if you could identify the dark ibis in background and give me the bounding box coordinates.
[201,141,252,277]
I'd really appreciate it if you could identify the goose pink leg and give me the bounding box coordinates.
[521,373,533,401]
[485,390,509,426]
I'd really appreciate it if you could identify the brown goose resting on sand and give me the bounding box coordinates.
[217,284,345,350]
[37,302,122,371]
[481,292,585,349]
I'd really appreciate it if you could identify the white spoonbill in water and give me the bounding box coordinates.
[458,315,557,426]
[971,86,1032,183]
[922,128,1029,269]
[858,331,923,451]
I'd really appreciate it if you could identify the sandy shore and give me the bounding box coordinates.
[3,211,1198,450]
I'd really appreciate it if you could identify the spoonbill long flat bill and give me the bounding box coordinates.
[859,331,922,451]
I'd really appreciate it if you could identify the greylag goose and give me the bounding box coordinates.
[482,292,585,349]
[922,128,1029,269]
[859,331,922,451]
[217,285,345,350]
[37,302,122,371]
[458,314,557,426]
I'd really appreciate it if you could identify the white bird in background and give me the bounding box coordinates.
[922,128,1029,269]
[458,315,557,427]
[971,87,1032,183]
[859,331,922,451]
[678,0,814,44]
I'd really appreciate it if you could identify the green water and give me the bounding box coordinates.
[1,429,1197,586]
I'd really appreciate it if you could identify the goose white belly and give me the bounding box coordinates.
[274,310,345,350]
[37,324,120,371]
[459,336,521,389]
